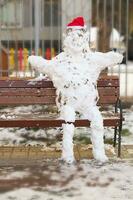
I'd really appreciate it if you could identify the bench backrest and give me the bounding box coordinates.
[0,76,119,106]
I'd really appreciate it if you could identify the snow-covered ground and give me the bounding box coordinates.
[0,159,133,200]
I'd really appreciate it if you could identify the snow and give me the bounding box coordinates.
[122,106,133,144]
[0,171,30,180]
[28,23,123,163]
[62,123,75,163]
[0,160,133,200]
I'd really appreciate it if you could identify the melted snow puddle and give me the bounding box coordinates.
[0,159,132,200]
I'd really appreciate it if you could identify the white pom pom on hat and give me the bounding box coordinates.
[67,16,86,30]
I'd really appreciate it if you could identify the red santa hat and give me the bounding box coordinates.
[67,16,86,30]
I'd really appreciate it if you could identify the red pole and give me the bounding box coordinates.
[45,48,51,60]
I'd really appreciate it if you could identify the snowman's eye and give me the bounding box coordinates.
[78,34,83,37]
[66,28,72,34]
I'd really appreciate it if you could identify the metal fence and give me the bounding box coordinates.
[0,0,62,77]
[0,0,133,99]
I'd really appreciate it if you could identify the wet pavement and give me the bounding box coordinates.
[0,145,132,200]
[0,158,133,200]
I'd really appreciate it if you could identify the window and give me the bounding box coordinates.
[0,0,22,28]
[23,0,34,27]
[43,0,61,27]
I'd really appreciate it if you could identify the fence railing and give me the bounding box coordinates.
[0,0,132,99]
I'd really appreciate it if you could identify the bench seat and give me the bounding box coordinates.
[0,112,122,128]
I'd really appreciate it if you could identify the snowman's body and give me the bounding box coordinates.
[28,18,123,163]
[51,52,99,112]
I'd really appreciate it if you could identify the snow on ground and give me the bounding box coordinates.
[0,159,133,200]
[122,106,133,144]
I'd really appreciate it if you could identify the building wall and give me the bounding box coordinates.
[129,0,133,34]
[0,0,91,41]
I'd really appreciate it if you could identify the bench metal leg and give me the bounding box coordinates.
[113,127,117,147]
[113,127,122,157]
[115,98,123,158]
[118,125,122,157]
[113,126,121,157]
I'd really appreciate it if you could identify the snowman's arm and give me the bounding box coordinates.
[28,55,55,76]
[93,51,123,70]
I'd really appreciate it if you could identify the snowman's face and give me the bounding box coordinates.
[63,29,88,53]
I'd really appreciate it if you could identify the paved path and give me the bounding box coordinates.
[0,144,132,166]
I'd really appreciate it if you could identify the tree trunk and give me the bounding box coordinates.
[97,1,112,74]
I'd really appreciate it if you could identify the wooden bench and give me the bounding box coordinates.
[0,75,123,157]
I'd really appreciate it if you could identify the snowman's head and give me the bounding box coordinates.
[63,17,90,53]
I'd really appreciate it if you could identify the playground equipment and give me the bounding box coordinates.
[8,48,57,76]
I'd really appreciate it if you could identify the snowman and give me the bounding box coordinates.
[28,17,123,164]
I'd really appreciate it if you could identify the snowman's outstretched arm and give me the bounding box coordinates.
[28,55,54,75]
[92,51,123,70]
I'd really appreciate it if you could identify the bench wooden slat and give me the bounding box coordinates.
[0,88,56,96]
[98,79,119,87]
[0,80,54,88]
[98,87,119,96]
[0,77,119,88]
[0,87,118,97]
[98,96,118,104]
[0,96,118,105]
[0,118,120,128]
[0,96,56,105]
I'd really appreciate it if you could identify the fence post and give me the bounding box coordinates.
[34,0,41,55]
